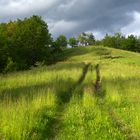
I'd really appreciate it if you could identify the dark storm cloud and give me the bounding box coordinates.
[0,0,140,38]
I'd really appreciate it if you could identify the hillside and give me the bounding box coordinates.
[0,46,140,140]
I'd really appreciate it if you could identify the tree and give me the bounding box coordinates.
[102,34,115,47]
[103,33,125,48]
[78,32,95,46]
[114,33,125,49]
[6,16,52,70]
[135,37,140,52]
[0,23,9,72]
[78,32,88,46]
[102,33,140,53]
[56,35,67,48]
[87,33,95,45]
[69,37,77,48]
[0,15,53,72]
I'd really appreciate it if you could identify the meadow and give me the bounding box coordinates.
[0,46,140,140]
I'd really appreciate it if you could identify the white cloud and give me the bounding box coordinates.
[121,12,140,36]
[0,0,60,19]
[0,0,140,38]
[49,20,78,37]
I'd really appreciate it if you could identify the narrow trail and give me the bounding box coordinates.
[77,63,91,85]
[46,63,91,140]
[94,64,140,140]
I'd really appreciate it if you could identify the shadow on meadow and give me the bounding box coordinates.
[0,62,90,139]
[27,64,90,140]
[0,77,77,140]
[0,77,76,103]
[0,63,90,103]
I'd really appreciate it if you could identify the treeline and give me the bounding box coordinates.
[69,32,95,47]
[101,33,140,52]
[68,32,140,53]
[0,16,65,73]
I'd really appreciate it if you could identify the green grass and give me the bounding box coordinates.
[0,46,140,139]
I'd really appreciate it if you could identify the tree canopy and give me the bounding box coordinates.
[0,15,62,73]
[102,33,140,53]
[56,35,67,48]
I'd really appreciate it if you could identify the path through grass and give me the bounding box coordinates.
[0,46,140,140]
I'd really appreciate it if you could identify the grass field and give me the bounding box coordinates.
[0,46,140,140]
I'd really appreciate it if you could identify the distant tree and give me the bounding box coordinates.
[95,40,102,46]
[135,37,140,52]
[102,34,115,47]
[103,33,125,48]
[0,23,9,72]
[87,33,95,45]
[102,33,140,53]
[78,32,95,46]
[56,35,67,48]
[69,37,77,48]
[114,33,125,48]
[126,35,136,51]
[78,32,87,46]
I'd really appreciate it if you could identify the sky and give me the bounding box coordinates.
[0,0,140,39]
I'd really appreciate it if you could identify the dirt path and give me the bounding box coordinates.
[46,63,91,140]
[94,64,140,140]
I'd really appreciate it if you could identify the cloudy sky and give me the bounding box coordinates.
[0,0,140,39]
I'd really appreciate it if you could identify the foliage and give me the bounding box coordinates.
[78,32,95,46]
[69,37,77,48]
[56,35,67,48]
[0,46,140,140]
[0,46,140,139]
[0,15,63,73]
[102,33,140,52]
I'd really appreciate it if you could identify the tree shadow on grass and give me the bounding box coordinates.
[0,77,75,103]
[28,106,57,140]
[0,78,76,140]
[30,63,90,140]
[0,63,90,140]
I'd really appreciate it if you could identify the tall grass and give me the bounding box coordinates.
[0,46,140,139]
[101,63,140,135]
[0,63,84,139]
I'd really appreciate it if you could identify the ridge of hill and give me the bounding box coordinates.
[0,46,140,140]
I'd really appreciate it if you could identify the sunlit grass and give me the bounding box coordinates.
[0,63,84,139]
[55,86,125,140]
[0,46,140,139]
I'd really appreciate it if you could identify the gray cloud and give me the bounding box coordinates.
[0,0,140,38]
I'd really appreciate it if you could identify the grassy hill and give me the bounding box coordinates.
[0,46,140,140]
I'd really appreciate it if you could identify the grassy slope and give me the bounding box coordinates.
[0,46,140,140]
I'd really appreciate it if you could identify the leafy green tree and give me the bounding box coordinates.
[0,23,9,72]
[56,35,67,48]
[126,35,136,51]
[88,33,95,45]
[78,32,95,46]
[69,37,77,48]
[78,32,88,46]
[9,16,52,70]
[102,34,115,47]
[114,33,125,48]
[102,33,140,53]
[135,37,140,52]
[0,15,54,72]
